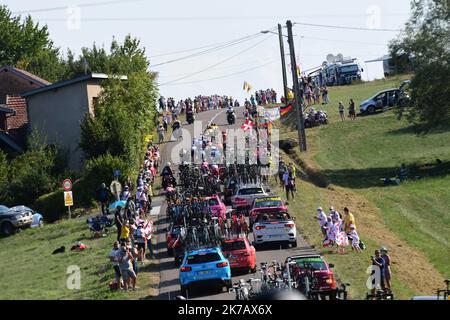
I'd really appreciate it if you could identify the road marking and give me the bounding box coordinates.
[208,108,227,127]
[150,205,161,216]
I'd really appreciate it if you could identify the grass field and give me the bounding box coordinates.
[276,74,449,299]
[0,219,159,299]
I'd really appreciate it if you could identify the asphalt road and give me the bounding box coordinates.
[153,107,317,300]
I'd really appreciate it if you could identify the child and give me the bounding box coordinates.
[348,225,362,253]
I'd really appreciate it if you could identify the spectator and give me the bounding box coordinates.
[120,220,131,243]
[370,249,386,296]
[157,124,165,144]
[380,247,392,292]
[315,207,328,237]
[114,207,123,242]
[119,245,137,291]
[109,241,123,287]
[348,98,356,120]
[96,183,110,215]
[348,225,362,253]
[338,102,345,121]
[134,222,147,265]
[343,207,356,234]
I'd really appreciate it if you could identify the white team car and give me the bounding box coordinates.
[252,210,297,248]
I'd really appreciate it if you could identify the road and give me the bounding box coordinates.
[153,106,317,300]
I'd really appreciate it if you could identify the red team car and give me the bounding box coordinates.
[221,237,257,273]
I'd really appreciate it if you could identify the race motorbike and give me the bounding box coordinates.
[227,111,236,125]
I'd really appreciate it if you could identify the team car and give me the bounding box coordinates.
[203,195,226,220]
[231,185,269,214]
[221,237,256,273]
[179,247,232,296]
[286,254,337,295]
[252,210,297,248]
[249,196,288,229]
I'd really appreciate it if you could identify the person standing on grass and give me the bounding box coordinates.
[348,98,356,120]
[338,101,345,121]
[380,247,392,292]
[315,207,328,238]
[348,225,362,253]
[343,207,356,234]
[114,207,123,242]
[370,249,386,296]
[109,241,123,287]
[120,220,131,243]
[119,245,137,291]
[157,124,165,144]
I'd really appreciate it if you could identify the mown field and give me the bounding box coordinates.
[0,219,159,299]
[276,74,449,299]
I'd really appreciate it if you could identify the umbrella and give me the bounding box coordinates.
[109,200,127,210]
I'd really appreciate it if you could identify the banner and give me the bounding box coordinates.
[264,108,280,121]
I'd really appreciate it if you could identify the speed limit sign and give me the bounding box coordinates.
[63,179,72,191]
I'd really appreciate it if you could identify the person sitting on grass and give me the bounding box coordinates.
[348,225,362,253]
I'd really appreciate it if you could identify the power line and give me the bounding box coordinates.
[151,32,267,68]
[12,0,143,14]
[293,22,402,32]
[159,60,279,86]
[300,35,388,46]
[159,34,275,86]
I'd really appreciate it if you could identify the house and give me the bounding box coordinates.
[0,65,51,152]
[23,73,127,170]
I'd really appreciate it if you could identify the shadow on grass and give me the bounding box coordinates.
[322,160,450,189]
[386,124,450,136]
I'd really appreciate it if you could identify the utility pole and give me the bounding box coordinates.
[277,24,289,105]
[286,20,307,152]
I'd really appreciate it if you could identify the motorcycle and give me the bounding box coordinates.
[227,112,236,125]
[186,111,195,124]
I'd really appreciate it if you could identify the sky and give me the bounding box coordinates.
[3,0,413,102]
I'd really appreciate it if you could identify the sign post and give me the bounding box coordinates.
[110,180,122,202]
[63,179,73,219]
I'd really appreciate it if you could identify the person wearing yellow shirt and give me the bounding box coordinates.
[120,220,131,242]
[343,207,356,234]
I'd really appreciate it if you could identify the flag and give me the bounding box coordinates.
[241,118,253,132]
[280,104,293,116]
[296,64,301,77]
[243,81,252,93]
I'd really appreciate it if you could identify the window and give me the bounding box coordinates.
[294,258,327,271]
[187,253,221,264]
[239,188,264,195]
[221,241,246,251]
[255,200,283,208]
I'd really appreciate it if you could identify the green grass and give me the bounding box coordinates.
[0,219,159,300]
[277,74,449,299]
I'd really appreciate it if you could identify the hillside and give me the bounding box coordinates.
[277,75,449,299]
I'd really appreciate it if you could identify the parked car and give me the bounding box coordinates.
[0,205,34,235]
[286,254,337,294]
[252,210,297,248]
[359,80,411,114]
[221,237,256,273]
[231,185,269,214]
[9,205,44,228]
[249,196,288,228]
[179,247,232,296]
[203,195,226,220]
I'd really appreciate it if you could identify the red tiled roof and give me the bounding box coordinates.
[6,95,28,130]
[0,65,51,87]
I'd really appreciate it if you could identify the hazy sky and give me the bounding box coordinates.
[4,0,412,101]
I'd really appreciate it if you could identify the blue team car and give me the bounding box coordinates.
[179,247,232,296]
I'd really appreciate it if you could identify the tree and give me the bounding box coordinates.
[0,5,67,82]
[389,0,450,131]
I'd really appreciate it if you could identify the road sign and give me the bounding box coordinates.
[110,180,122,201]
[63,179,72,191]
[64,191,73,207]
[113,169,121,177]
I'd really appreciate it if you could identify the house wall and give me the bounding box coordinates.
[86,79,104,115]
[27,81,90,170]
